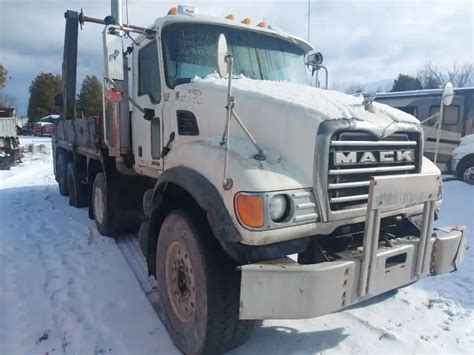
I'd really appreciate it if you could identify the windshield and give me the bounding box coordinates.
[162,23,308,88]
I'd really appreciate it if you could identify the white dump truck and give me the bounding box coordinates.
[52,2,468,353]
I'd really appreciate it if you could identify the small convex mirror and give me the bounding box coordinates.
[442,82,454,106]
[306,51,323,67]
[217,34,229,78]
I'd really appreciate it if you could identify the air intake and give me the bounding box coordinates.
[177,110,199,136]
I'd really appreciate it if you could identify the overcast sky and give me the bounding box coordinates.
[0,0,472,116]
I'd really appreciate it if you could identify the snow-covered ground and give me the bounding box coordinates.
[0,137,473,354]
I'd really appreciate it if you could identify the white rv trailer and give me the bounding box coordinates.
[373,87,474,174]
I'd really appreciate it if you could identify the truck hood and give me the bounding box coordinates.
[188,76,419,127]
[172,77,422,190]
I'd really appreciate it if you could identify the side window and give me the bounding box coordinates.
[429,105,460,126]
[138,41,161,103]
[396,106,418,117]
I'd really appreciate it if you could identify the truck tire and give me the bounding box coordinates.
[67,162,88,208]
[0,155,11,170]
[57,154,69,196]
[156,210,254,354]
[92,172,118,236]
[457,156,474,185]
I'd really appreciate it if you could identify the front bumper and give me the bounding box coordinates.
[239,226,467,320]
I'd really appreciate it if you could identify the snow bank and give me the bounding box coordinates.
[0,137,178,354]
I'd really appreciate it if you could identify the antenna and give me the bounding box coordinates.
[125,0,129,25]
[307,0,311,43]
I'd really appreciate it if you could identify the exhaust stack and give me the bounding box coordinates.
[111,0,123,26]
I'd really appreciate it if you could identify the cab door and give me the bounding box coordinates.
[131,38,164,176]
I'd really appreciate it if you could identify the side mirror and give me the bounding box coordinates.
[442,82,454,106]
[54,93,64,108]
[306,51,324,67]
[217,34,229,78]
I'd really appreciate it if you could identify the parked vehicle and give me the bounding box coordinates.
[52,3,468,353]
[39,114,60,124]
[0,107,21,170]
[32,122,54,136]
[450,134,474,184]
[373,87,474,173]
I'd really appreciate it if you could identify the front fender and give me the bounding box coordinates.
[151,166,242,243]
[146,166,247,274]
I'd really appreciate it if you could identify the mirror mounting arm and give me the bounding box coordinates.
[105,76,153,120]
[217,34,266,190]
[434,82,454,163]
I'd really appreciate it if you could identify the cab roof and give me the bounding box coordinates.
[139,12,313,53]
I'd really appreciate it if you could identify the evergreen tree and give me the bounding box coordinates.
[77,75,103,117]
[27,72,62,122]
[391,74,423,92]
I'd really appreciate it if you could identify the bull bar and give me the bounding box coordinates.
[239,173,468,320]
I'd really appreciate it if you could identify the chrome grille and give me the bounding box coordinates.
[328,131,420,211]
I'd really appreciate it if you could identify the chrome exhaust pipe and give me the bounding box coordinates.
[111,0,123,26]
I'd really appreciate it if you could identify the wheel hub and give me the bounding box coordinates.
[464,166,474,184]
[165,241,196,323]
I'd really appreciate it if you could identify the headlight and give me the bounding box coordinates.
[269,194,290,222]
[234,189,318,230]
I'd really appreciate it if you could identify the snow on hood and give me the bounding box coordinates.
[190,76,419,125]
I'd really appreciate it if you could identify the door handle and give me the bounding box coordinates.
[161,132,175,158]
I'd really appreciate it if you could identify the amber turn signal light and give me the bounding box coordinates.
[168,7,178,15]
[235,193,264,228]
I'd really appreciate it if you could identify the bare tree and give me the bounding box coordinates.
[417,62,473,88]
[345,83,365,94]
[0,92,17,108]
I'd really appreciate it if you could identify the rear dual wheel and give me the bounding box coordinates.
[67,162,87,207]
[92,172,119,236]
[57,154,68,196]
[156,210,254,354]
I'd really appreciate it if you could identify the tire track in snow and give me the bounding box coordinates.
[30,186,122,354]
[3,167,114,353]
[3,138,176,354]
[114,235,165,318]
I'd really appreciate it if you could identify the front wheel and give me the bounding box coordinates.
[156,210,254,354]
[457,157,474,185]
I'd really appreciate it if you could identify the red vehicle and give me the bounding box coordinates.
[32,122,54,136]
